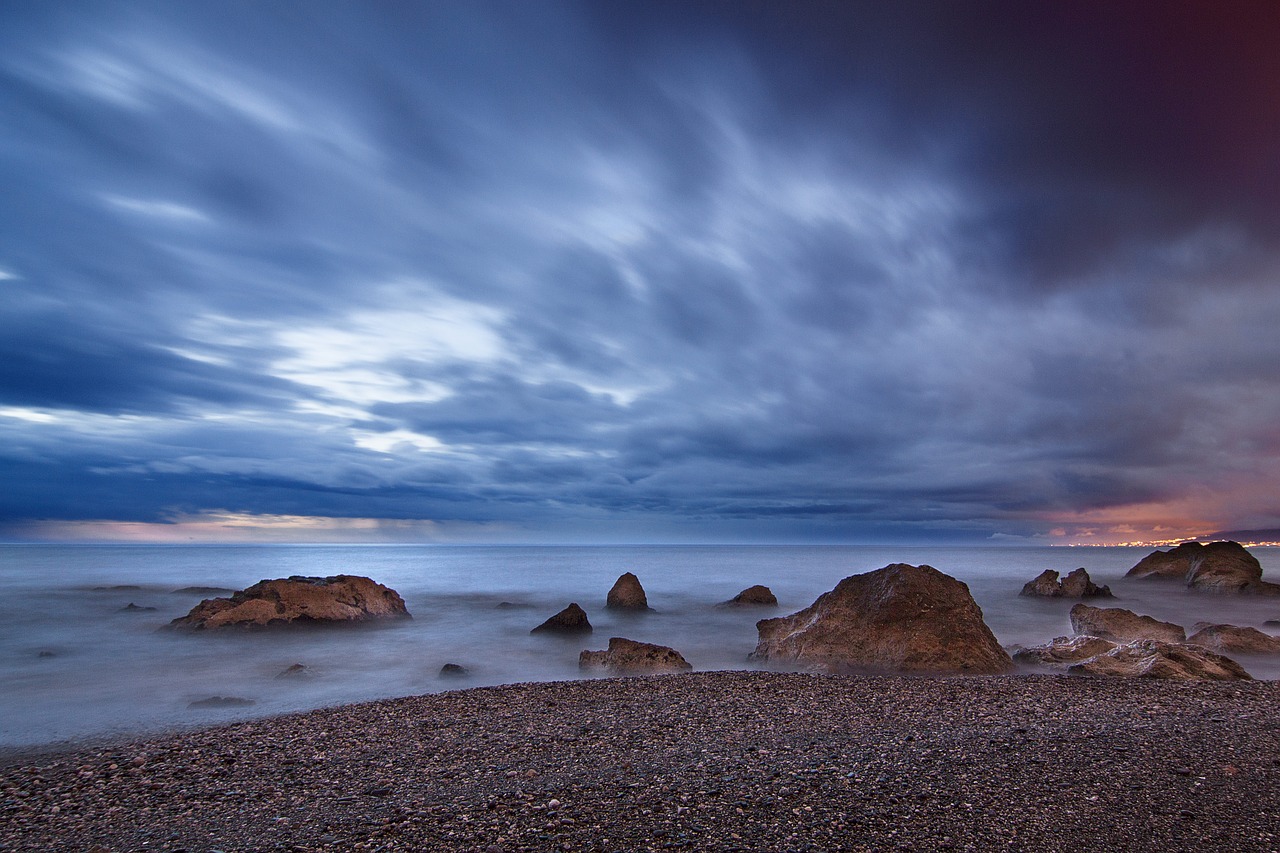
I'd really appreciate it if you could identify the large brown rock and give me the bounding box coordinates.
[531,603,592,635]
[1126,541,1279,594]
[606,572,650,611]
[717,585,778,608]
[1012,635,1118,666]
[1186,623,1280,654]
[168,575,410,630]
[578,637,692,674]
[1068,604,1184,644]
[750,564,1013,674]
[1067,640,1252,680]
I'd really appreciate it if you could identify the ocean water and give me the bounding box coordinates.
[3,543,1279,750]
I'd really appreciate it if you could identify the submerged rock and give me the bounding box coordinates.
[1012,635,1118,666]
[1069,604,1185,644]
[605,572,650,611]
[167,575,411,630]
[1186,623,1280,654]
[276,663,310,679]
[751,564,1013,674]
[531,602,592,634]
[718,585,778,608]
[188,696,256,709]
[172,586,235,596]
[579,637,691,674]
[1067,640,1251,680]
[120,602,157,612]
[439,663,470,677]
[1126,541,1280,594]
[1020,568,1111,598]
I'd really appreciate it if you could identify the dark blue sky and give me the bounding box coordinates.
[3,1,1279,544]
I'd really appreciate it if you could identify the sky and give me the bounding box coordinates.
[2,1,1279,546]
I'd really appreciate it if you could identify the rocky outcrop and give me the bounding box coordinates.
[718,585,778,608]
[1020,568,1111,598]
[1012,635,1117,666]
[751,564,1013,674]
[1186,623,1280,654]
[1067,640,1252,680]
[606,572,650,611]
[579,637,692,674]
[531,603,592,634]
[1069,604,1185,644]
[1126,541,1280,594]
[167,575,411,630]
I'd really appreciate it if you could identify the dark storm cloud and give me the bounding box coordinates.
[2,0,1279,542]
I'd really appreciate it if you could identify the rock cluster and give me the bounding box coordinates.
[579,637,692,674]
[167,575,411,630]
[605,572,650,611]
[531,603,592,635]
[751,564,1013,674]
[1068,604,1185,644]
[1126,540,1280,594]
[1019,568,1111,598]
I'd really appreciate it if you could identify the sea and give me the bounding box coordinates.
[3,543,1279,752]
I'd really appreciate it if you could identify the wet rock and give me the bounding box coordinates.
[276,663,310,678]
[751,564,1013,674]
[605,572,650,611]
[1186,623,1280,654]
[188,696,256,709]
[1067,640,1252,680]
[1012,635,1117,666]
[531,603,592,634]
[440,663,470,677]
[120,603,157,612]
[579,637,692,674]
[1020,568,1111,598]
[167,575,411,630]
[1069,604,1186,643]
[717,585,778,608]
[1126,541,1280,594]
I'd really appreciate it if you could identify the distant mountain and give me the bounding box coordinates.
[1203,528,1280,543]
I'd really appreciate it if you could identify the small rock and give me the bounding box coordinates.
[120,603,158,612]
[188,696,255,709]
[531,603,592,634]
[717,585,779,608]
[276,663,309,678]
[439,663,470,677]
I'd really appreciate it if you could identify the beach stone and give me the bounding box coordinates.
[1069,604,1185,644]
[606,572,650,611]
[1126,540,1280,594]
[1067,639,1252,680]
[579,637,692,674]
[531,603,593,634]
[750,563,1013,674]
[718,585,778,607]
[167,575,411,630]
[1186,623,1280,654]
[1012,635,1118,666]
[1020,568,1111,598]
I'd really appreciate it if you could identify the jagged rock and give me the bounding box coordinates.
[1012,635,1118,666]
[439,663,470,677]
[1126,540,1280,594]
[579,637,692,674]
[531,603,592,634]
[606,572,650,611]
[167,575,411,630]
[1067,640,1252,680]
[718,585,779,608]
[120,602,157,612]
[751,564,1013,674]
[1020,568,1111,598]
[1069,604,1185,643]
[188,696,256,709]
[1186,623,1280,654]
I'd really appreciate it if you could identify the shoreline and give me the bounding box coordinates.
[3,671,1279,851]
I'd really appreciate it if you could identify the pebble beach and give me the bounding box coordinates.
[3,671,1279,852]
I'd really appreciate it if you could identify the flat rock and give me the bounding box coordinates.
[531,603,592,634]
[605,572,650,611]
[167,575,411,630]
[751,563,1013,674]
[1186,623,1280,654]
[1069,604,1185,643]
[718,585,778,607]
[1012,635,1118,666]
[1067,640,1252,680]
[1126,541,1280,594]
[579,637,691,674]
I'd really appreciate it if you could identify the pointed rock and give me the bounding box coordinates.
[531,603,592,634]
[606,572,650,611]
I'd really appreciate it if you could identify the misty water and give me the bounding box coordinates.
[3,543,1280,751]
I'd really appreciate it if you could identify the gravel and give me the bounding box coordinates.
[2,671,1279,852]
